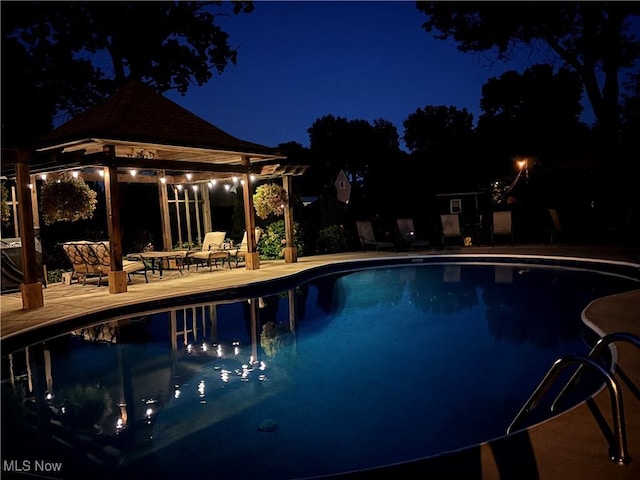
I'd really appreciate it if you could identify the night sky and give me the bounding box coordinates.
[163,1,594,150]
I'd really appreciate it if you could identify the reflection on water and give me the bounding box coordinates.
[1,264,637,479]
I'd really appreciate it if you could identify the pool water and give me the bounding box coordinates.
[2,263,638,479]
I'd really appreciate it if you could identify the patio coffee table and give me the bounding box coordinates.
[131,251,188,277]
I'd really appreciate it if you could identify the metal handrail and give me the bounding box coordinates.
[552,332,640,412]
[506,354,630,465]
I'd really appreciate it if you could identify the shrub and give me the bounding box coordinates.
[47,268,65,285]
[0,181,10,223]
[258,219,304,259]
[316,224,348,254]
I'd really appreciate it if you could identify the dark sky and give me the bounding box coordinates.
[164,1,594,149]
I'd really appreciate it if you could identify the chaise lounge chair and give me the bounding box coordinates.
[396,218,430,251]
[229,228,262,267]
[62,241,148,285]
[356,220,394,253]
[440,214,463,247]
[61,241,97,285]
[491,211,514,245]
[92,242,148,285]
[187,231,230,271]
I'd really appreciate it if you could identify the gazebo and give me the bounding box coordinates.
[3,81,307,309]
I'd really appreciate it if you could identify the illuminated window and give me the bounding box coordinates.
[450,199,462,214]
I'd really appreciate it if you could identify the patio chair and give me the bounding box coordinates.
[229,228,262,267]
[61,241,97,285]
[355,220,394,253]
[396,218,430,251]
[548,208,577,244]
[92,241,148,285]
[187,231,230,271]
[440,214,463,246]
[491,211,514,245]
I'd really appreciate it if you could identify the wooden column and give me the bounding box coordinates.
[15,149,44,309]
[193,185,202,245]
[241,156,260,270]
[29,174,40,232]
[103,146,127,293]
[282,174,297,263]
[173,187,183,248]
[184,187,193,247]
[157,170,172,251]
[202,183,213,233]
[10,185,19,237]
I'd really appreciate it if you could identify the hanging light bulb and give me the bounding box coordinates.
[130,169,137,177]
[160,177,167,184]
[186,173,192,181]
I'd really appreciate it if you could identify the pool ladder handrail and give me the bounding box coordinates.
[551,332,640,412]
[506,353,630,465]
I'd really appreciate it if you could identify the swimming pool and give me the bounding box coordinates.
[2,260,638,479]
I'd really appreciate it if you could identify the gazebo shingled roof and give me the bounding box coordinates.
[37,80,278,156]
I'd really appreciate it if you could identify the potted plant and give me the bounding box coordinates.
[253,183,288,219]
[40,175,98,225]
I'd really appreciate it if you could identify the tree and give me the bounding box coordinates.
[477,64,589,172]
[1,1,254,146]
[402,105,480,191]
[307,114,405,215]
[416,2,640,144]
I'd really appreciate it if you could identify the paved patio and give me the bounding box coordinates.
[1,244,639,479]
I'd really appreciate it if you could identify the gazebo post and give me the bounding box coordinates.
[157,170,172,251]
[15,149,44,309]
[201,183,213,233]
[103,146,128,293]
[282,174,297,263]
[242,156,260,270]
[184,187,193,247]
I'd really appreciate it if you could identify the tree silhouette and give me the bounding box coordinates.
[1,1,254,146]
[477,64,589,173]
[416,2,640,146]
[306,114,406,217]
[402,105,480,192]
